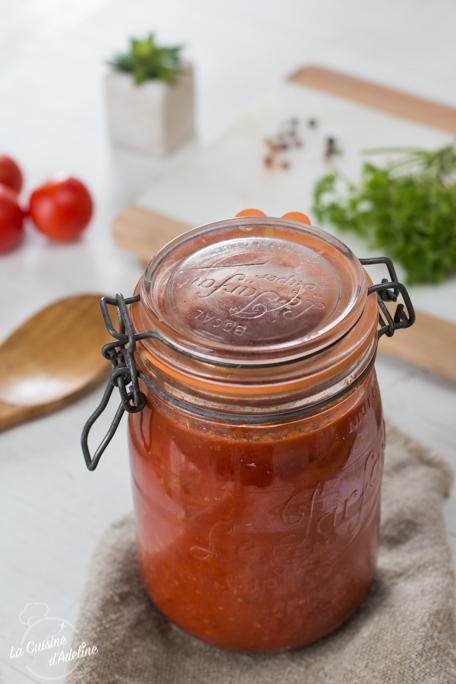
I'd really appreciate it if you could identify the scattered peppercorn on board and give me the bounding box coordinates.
[113,66,456,382]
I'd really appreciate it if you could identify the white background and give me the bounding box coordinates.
[0,1,455,682]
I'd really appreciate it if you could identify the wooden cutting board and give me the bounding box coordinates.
[113,66,456,382]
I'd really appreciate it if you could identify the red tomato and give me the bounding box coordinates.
[0,184,24,253]
[0,155,23,194]
[29,177,93,241]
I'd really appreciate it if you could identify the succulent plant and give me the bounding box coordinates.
[108,34,183,85]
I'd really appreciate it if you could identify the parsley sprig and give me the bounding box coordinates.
[312,142,456,284]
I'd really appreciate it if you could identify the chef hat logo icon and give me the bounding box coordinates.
[19,603,50,626]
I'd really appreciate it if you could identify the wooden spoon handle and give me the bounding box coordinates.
[0,400,30,432]
[0,399,73,432]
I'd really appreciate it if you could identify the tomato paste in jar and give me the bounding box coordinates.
[83,211,414,653]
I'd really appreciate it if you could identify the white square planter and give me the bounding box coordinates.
[105,63,195,156]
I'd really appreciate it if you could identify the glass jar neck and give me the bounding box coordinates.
[132,284,379,420]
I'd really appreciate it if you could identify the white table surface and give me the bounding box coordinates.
[0,1,455,682]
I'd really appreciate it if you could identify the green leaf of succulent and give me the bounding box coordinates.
[108,33,183,84]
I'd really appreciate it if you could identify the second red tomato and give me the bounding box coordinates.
[29,177,93,241]
[0,184,24,253]
[0,155,23,194]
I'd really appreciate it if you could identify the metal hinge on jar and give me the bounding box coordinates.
[82,258,415,471]
[360,256,415,338]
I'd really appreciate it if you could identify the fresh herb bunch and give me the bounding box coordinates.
[312,142,456,284]
[109,34,183,85]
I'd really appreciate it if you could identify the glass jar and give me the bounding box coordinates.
[83,212,414,653]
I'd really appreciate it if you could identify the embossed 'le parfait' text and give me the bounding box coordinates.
[178,271,326,320]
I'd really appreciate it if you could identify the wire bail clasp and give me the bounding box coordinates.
[360,257,415,339]
[81,294,146,471]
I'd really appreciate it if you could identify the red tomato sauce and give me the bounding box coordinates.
[128,367,384,652]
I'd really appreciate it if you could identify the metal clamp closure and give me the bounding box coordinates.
[360,257,415,339]
[82,294,146,471]
[82,258,415,470]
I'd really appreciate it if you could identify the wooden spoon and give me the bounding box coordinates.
[0,294,112,431]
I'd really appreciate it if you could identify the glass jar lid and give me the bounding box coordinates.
[140,215,367,366]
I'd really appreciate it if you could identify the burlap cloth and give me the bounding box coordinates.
[67,424,456,684]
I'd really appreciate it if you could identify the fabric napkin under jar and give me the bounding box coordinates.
[66,424,456,684]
